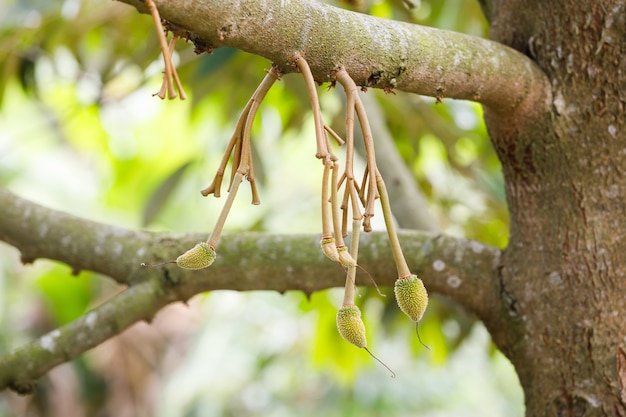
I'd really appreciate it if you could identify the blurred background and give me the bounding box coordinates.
[0,0,523,415]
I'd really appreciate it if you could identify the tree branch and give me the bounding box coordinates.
[0,188,502,391]
[0,277,174,394]
[116,0,550,114]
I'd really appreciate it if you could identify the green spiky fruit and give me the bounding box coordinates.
[336,305,367,348]
[394,274,428,322]
[176,242,216,270]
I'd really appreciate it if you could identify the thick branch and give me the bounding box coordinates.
[0,189,502,390]
[117,0,550,114]
[0,189,499,306]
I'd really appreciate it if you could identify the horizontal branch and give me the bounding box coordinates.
[0,189,502,391]
[117,0,550,114]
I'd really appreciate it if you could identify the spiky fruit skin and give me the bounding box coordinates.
[394,275,428,322]
[176,242,216,270]
[336,305,367,348]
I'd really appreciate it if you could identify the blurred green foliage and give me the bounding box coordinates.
[0,0,521,415]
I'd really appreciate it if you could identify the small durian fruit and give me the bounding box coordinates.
[394,274,430,349]
[336,305,367,348]
[175,242,216,270]
[141,242,216,270]
[394,274,428,322]
[336,305,396,378]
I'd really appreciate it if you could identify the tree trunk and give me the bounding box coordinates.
[483,1,626,415]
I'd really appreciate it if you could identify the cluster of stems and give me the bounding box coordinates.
[291,56,425,372]
[145,0,186,100]
[293,60,416,300]
[141,66,281,268]
[141,53,426,359]
[199,66,282,252]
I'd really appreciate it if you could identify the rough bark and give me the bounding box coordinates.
[119,0,549,114]
[484,1,626,415]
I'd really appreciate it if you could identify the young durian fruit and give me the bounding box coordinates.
[394,274,430,349]
[336,305,396,377]
[336,305,367,348]
[141,242,216,270]
[175,242,216,270]
[394,274,428,322]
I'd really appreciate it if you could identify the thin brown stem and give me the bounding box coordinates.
[348,169,363,221]
[324,124,345,146]
[341,185,350,237]
[330,161,347,247]
[201,68,279,198]
[206,172,244,249]
[239,113,260,204]
[376,169,411,278]
[169,37,187,100]
[338,69,356,182]
[234,68,279,173]
[321,160,333,239]
[247,153,261,205]
[229,133,244,190]
[145,0,182,100]
[337,68,362,236]
[294,56,329,160]
[342,218,361,306]
[355,96,379,224]
[152,37,175,99]
[201,100,252,197]
[320,159,339,261]
[335,69,380,229]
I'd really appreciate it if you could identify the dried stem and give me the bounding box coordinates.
[168,37,187,100]
[321,160,334,240]
[201,67,280,199]
[320,159,340,261]
[202,66,281,247]
[145,0,185,100]
[335,68,379,232]
[324,124,345,146]
[340,185,350,238]
[331,161,347,248]
[338,70,364,235]
[201,100,252,197]
[294,56,329,161]
[354,92,379,223]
